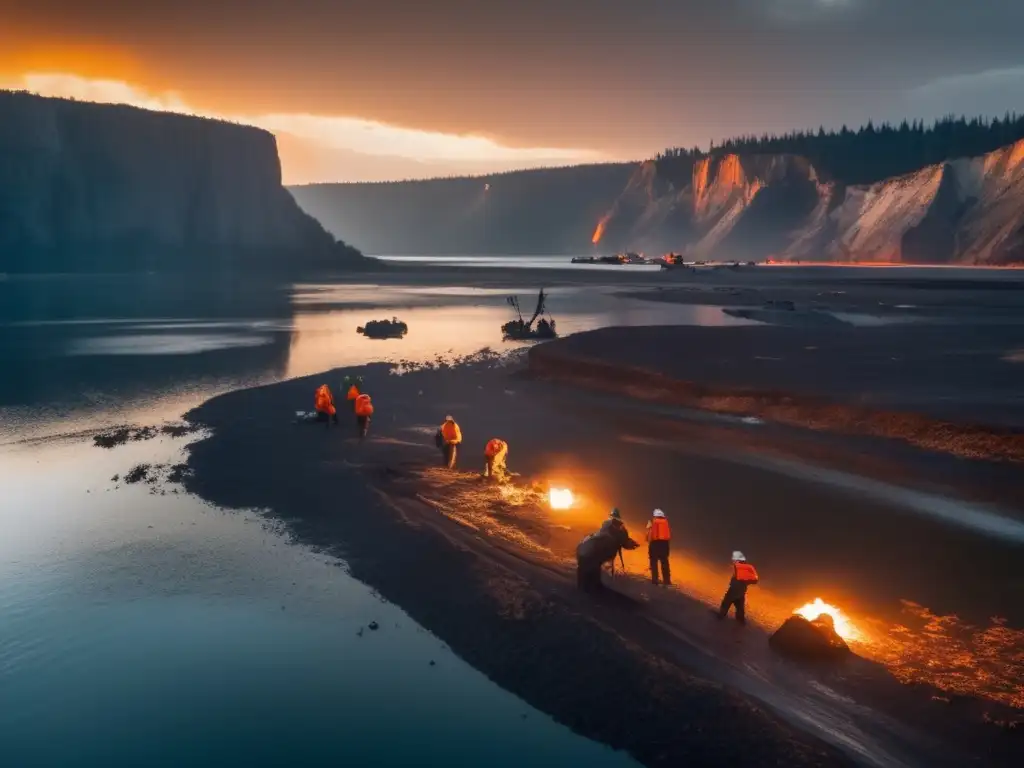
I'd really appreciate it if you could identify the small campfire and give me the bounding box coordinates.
[548,488,574,510]
[795,598,859,642]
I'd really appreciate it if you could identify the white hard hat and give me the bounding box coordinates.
[652,509,665,518]
[445,414,454,421]
[732,551,746,562]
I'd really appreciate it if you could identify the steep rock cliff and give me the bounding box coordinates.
[593,139,1024,265]
[0,91,365,272]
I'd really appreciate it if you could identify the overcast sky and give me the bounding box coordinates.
[2,0,1023,182]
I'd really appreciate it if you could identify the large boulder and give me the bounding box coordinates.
[769,613,851,661]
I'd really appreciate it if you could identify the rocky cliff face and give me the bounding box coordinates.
[597,140,1024,265]
[0,91,364,272]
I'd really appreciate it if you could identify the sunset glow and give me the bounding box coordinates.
[0,72,605,183]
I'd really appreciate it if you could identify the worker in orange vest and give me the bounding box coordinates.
[717,551,759,625]
[354,393,374,438]
[483,438,508,481]
[437,415,462,469]
[346,381,360,410]
[314,384,338,427]
[645,509,672,586]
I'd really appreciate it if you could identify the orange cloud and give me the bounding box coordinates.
[1,72,607,183]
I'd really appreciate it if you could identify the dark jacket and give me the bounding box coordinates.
[577,519,638,564]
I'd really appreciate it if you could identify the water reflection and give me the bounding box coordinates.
[1,275,750,440]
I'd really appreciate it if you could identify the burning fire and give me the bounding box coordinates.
[548,488,574,509]
[591,213,612,244]
[795,598,859,641]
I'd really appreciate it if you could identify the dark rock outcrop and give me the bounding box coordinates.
[769,614,851,661]
[0,91,369,273]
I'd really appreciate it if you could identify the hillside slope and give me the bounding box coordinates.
[291,140,1024,265]
[0,91,366,273]
[289,163,635,255]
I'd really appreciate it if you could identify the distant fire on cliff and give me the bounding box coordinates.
[591,213,612,244]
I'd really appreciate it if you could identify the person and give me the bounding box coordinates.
[645,508,672,586]
[314,384,338,427]
[346,381,361,410]
[438,415,462,469]
[717,551,759,625]
[576,509,638,591]
[354,393,374,438]
[483,438,508,481]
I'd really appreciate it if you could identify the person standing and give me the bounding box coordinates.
[346,381,361,411]
[645,508,672,586]
[717,551,759,625]
[439,415,462,469]
[354,393,374,438]
[314,384,338,427]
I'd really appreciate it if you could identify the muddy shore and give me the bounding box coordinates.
[180,354,1022,768]
[529,324,1024,458]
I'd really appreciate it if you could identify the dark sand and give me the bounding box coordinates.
[528,323,1024,453]
[181,353,1022,768]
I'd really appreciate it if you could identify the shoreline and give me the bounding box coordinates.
[176,353,1022,767]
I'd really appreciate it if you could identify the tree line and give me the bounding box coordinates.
[656,113,1024,186]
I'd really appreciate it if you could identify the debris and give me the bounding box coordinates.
[768,613,851,661]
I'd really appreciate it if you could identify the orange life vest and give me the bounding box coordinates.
[315,384,336,415]
[484,438,506,458]
[440,420,461,444]
[733,562,759,583]
[347,385,360,401]
[354,394,374,417]
[647,517,671,542]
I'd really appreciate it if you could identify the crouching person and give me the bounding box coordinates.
[483,438,509,482]
[576,508,638,592]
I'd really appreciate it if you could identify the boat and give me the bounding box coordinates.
[501,289,558,340]
[357,317,408,339]
[571,252,650,265]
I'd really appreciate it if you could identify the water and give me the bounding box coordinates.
[0,271,748,767]
[378,254,663,271]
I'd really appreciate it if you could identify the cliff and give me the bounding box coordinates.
[0,91,367,273]
[290,136,1024,265]
[596,141,1024,265]
[289,163,635,255]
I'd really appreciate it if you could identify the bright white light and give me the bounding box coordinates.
[548,488,574,509]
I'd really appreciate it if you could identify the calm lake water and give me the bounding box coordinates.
[0,272,750,767]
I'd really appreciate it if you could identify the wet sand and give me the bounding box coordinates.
[179,353,1022,768]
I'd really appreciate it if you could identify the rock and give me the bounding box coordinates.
[368,621,380,631]
[768,614,851,661]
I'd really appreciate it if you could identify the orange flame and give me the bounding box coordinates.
[591,214,612,244]
[548,488,574,509]
[795,598,859,641]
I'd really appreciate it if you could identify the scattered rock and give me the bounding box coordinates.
[429,660,436,666]
[123,464,152,484]
[768,613,851,661]
[93,422,198,448]
[368,621,380,631]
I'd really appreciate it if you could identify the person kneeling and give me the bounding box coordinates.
[483,438,508,482]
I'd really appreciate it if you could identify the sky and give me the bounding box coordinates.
[2,0,1023,184]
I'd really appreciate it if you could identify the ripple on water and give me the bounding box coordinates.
[66,333,274,356]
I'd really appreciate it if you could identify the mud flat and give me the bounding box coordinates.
[180,354,1022,768]
[528,324,1024,458]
